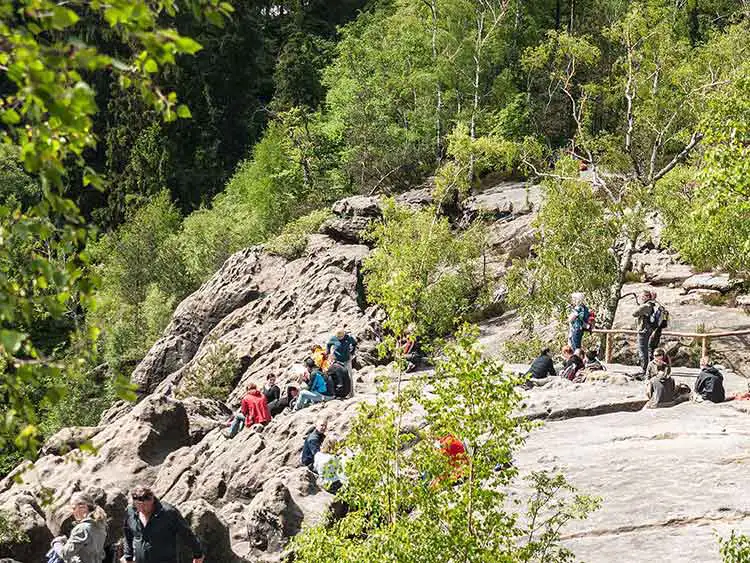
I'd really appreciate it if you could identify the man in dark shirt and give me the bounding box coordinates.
[695,356,726,403]
[527,348,556,379]
[123,485,203,563]
[301,418,328,471]
[632,289,656,378]
[263,373,280,404]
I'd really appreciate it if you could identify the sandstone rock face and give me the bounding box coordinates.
[682,273,744,293]
[463,181,542,221]
[631,251,694,285]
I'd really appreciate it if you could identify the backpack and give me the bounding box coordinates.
[649,302,669,329]
[585,309,596,332]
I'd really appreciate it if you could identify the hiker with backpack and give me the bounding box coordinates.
[633,290,656,378]
[567,293,592,350]
[294,358,335,411]
[47,492,107,563]
[647,290,669,355]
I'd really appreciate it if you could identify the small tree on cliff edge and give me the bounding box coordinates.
[506,6,750,332]
[292,325,599,562]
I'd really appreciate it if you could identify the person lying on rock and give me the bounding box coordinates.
[695,356,726,403]
[268,384,299,416]
[123,485,203,563]
[645,348,689,408]
[295,357,335,411]
[227,382,272,438]
[263,373,280,405]
[47,492,107,563]
[327,327,357,378]
[302,417,328,471]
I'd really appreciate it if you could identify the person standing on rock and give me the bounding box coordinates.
[327,328,357,378]
[302,418,328,471]
[567,293,589,350]
[123,486,203,563]
[633,289,657,379]
[48,492,107,563]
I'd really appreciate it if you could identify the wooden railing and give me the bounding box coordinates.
[592,328,750,363]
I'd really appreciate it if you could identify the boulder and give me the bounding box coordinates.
[331,195,382,218]
[180,499,240,563]
[463,182,541,221]
[395,187,434,208]
[487,214,536,259]
[245,479,304,552]
[682,273,744,293]
[41,426,102,456]
[320,216,373,244]
[737,294,750,310]
[631,251,694,285]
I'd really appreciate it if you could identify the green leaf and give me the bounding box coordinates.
[143,59,158,74]
[174,36,203,55]
[50,7,80,30]
[176,104,192,118]
[0,330,26,354]
[1,109,20,125]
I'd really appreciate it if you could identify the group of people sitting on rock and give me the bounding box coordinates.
[226,329,357,439]
[526,346,606,384]
[47,485,204,563]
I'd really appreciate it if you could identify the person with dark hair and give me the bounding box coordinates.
[123,486,203,563]
[302,418,328,471]
[227,383,272,438]
[263,373,280,404]
[695,356,725,403]
[633,289,657,379]
[585,349,606,371]
[294,358,334,411]
[527,348,556,379]
[327,361,352,398]
[268,384,299,415]
[560,346,585,380]
[327,328,357,378]
[645,348,688,408]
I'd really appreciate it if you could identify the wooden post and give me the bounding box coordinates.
[605,333,612,363]
[701,336,708,360]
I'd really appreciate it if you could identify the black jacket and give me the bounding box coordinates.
[327,362,351,397]
[263,384,280,404]
[527,355,556,379]
[123,499,202,563]
[695,366,725,403]
[302,429,325,470]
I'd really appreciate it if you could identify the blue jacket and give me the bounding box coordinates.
[327,334,357,362]
[309,370,328,395]
[302,429,325,468]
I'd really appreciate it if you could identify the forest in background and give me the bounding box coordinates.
[1,0,750,474]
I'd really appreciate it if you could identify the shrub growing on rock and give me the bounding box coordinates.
[177,340,240,401]
[265,209,332,260]
[292,325,599,562]
[363,200,488,343]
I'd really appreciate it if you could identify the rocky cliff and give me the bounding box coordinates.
[1,182,749,563]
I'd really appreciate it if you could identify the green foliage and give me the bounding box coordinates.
[505,158,622,327]
[364,200,488,342]
[0,510,27,544]
[292,325,599,562]
[720,531,750,563]
[501,332,566,364]
[177,340,240,401]
[265,209,332,261]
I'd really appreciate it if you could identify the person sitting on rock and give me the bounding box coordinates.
[314,437,347,494]
[294,358,334,411]
[695,356,726,403]
[527,348,557,379]
[645,348,688,408]
[584,349,606,371]
[302,417,328,471]
[327,360,352,399]
[47,492,108,563]
[123,485,203,563]
[227,383,271,438]
[560,346,584,380]
[268,384,299,416]
[263,373,280,405]
[327,328,357,377]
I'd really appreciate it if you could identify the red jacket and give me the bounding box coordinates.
[240,390,271,426]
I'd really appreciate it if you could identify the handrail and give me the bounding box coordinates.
[592,328,750,338]
[591,327,750,363]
